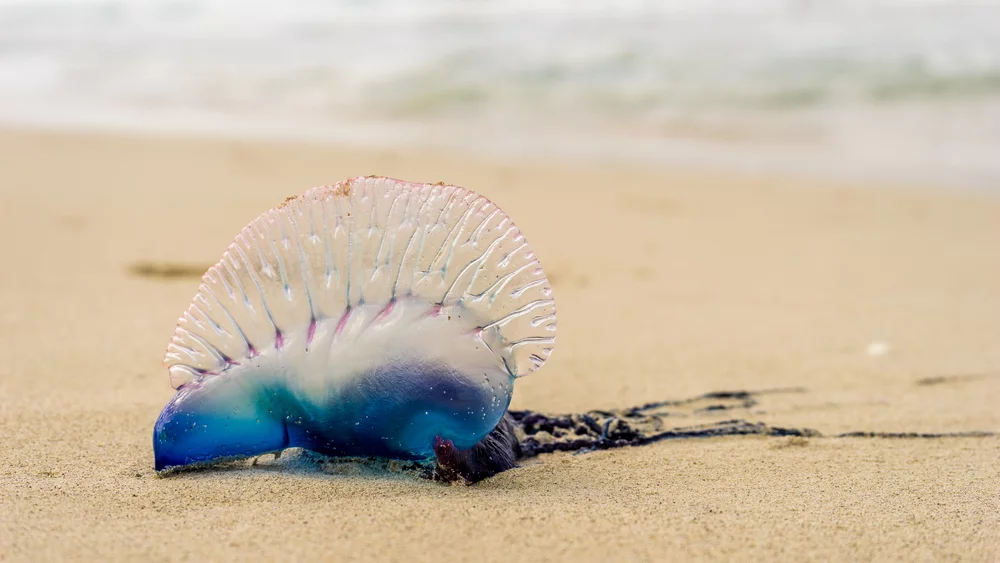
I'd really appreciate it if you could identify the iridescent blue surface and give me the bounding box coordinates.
[153,363,513,471]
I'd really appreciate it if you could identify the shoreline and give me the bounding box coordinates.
[2,106,998,194]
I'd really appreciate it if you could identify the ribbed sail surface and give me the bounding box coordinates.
[163,176,556,388]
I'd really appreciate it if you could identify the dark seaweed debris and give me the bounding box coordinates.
[129,261,213,280]
[514,417,817,458]
[509,388,816,459]
[835,431,995,438]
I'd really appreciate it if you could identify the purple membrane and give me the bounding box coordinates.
[154,177,556,472]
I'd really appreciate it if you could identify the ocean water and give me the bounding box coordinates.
[1,0,999,188]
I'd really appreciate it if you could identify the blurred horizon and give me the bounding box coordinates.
[1,0,999,188]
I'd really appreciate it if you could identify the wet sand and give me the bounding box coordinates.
[1,128,998,561]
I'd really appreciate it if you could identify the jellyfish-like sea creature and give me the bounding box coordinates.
[153,177,556,482]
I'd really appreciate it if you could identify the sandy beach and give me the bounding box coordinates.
[1,128,998,561]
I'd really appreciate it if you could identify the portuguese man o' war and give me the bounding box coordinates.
[153,177,557,482]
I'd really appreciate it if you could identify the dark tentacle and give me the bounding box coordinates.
[433,414,520,484]
[428,387,995,484]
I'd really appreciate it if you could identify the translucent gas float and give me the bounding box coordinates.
[153,177,556,472]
